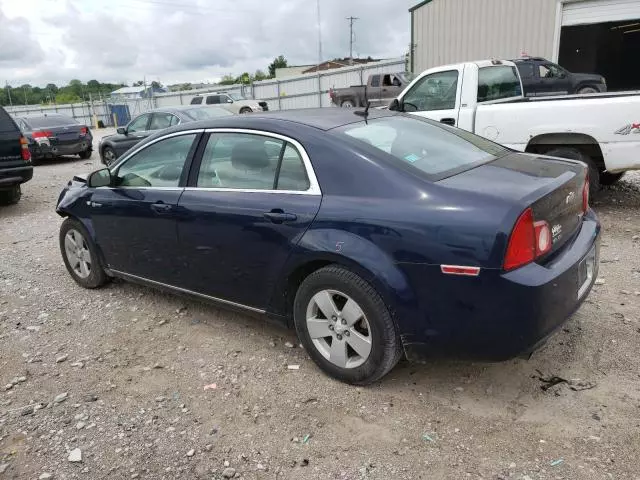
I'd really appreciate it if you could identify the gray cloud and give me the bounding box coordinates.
[0,9,45,66]
[0,0,411,86]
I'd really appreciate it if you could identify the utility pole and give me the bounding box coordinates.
[5,81,13,107]
[346,16,359,65]
[316,0,323,67]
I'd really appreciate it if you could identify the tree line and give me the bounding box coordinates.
[0,56,289,106]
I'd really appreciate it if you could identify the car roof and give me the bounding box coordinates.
[511,57,548,63]
[145,105,229,114]
[187,107,398,131]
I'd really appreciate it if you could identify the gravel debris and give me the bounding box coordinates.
[67,448,82,463]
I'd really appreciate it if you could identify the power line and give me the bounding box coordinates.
[317,0,323,66]
[346,16,359,65]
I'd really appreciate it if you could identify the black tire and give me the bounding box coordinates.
[542,147,600,197]
[599,171,625,186]
[59,217,109,289]
[0,185,21,205]
[577,86,598,94]
[293,265,403,385]
[239,107,253,114]
[79,149,92,159]
[101,146,117,166]
[340,99,356,108]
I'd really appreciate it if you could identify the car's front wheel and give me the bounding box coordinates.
[577,86,598,94]
[59,218,109,289]
[101,146,117,166]
[294,265,403,385]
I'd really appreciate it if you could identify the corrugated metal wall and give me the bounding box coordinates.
[412,0,558,72]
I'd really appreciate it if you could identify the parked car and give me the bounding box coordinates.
[0,106,32,205]
[56,108,599,385]
[511,57,607,96]
[99,106,233,165]
[330,72,413,108]
[14,114,93,162]
[189,92,268,114]
[390,59,639,192]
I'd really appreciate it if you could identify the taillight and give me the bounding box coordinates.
[504,208,553,271]
[329,88,335,100]
[582,172,589,214]
[19,136,31,161]
[80,126,88,136]
[32,130,53,139]
[504,208,536,271]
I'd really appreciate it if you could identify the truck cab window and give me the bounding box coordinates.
[402,70,458,112]
[370,76,381,88]
[477,66,522,103]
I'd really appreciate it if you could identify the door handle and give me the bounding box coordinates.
[440,118,456,126]
[263,209,297,224]
[150,202,173,214]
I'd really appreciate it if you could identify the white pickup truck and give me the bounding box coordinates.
[389,59,640,192]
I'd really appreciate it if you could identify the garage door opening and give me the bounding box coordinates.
[559,19,640,91]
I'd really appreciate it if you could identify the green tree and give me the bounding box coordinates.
[150,81,162,89]
[132,80,144,87]
[218,75,236,85]
[254,70,268,82]
[55,92,82,104]
[45,83,58,94]
[87,79,100,92]
[267,55,288,77]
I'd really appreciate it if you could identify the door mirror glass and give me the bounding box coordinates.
[117,127,126,135]
[88,168,112,188]
[226,97,233,103]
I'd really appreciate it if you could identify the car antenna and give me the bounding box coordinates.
[354,101,371,123]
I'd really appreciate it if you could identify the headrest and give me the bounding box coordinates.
[231,140,270,170]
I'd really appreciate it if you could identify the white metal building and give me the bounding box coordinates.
[410,0,640,90]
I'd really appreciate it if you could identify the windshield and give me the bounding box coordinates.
[334,115,509,179]
[25,115,78,128]
[184,107,233,120]
[228,93,245,101]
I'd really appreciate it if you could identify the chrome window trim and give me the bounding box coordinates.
[109,129,204,170]
[110,269,265,314]
[195,128,322,196]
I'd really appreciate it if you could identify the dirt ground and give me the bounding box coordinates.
[1,129,639,480]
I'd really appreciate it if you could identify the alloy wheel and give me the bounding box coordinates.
[305,289,372,369]
[64,229,92,279]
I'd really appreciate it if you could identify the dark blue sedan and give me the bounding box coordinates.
[56,109,600,385]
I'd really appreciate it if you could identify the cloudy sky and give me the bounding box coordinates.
[0,0,411,87]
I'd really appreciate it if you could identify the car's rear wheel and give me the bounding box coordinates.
[59,218,109,289]
[599,171,625,186]
[294,265,403,385]
[577,86,598,94]
[101,146,117,166]
[239,107,253,114]
[79,149,92,159]
[340,99,356,108]
[0,185,21,205]
[541,147,600,197]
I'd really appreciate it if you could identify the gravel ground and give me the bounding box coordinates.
[1,129,639,480]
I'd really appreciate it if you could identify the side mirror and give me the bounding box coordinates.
[388,98,402,112]
[226,98,233,103]
[87,168,112,188]
[117,127,127,135]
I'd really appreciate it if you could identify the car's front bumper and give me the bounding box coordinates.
[400,209,601,361]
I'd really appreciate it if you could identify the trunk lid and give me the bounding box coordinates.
[438,151,587,255]
[47,125,85,146]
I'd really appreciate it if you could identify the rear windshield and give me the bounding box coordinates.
[25,116,78,128]
[477,66,522,103]
[334,115,509,179]
[183,107,233,121]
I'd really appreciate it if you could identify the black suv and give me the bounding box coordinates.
[0,106,33,205]
[512,57,607,97]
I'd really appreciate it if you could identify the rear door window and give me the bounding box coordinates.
[477,66,522,102]
[190,97,203,105]
[149,113,176,130]
[370,75,380,87]
[206,96,221,105]
[516,63,535,79]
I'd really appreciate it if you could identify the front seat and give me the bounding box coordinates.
[228,140,274,189]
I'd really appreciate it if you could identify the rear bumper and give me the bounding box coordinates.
[30,140,91,159]
[401,210,601,362]
[0,165,33,187]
